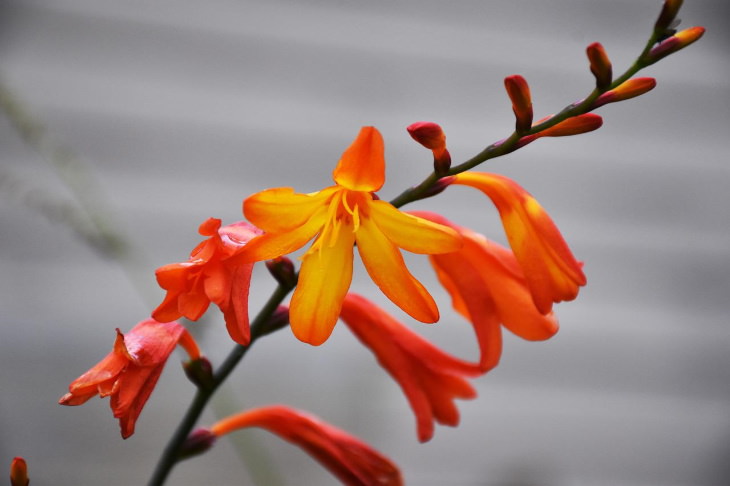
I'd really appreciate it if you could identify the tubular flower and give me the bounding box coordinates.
[237,126,462,345]
[451,173,586,314]
[152,217,262,345]
[340,293,480,442]
[210,405,403,486]
[59,319,196,439]
[413,211,559,372]
[10,457,29,486]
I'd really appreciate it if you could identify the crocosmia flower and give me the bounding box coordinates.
[152,218,262,345]
[237,127,462,345]
[340,293,480,442]
[452,173,586,314]
[413,211,559,372]
[59,319,198,439]
[210,405,403,486]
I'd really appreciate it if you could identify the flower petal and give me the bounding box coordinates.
[355,216,439,323]
[243,187,334,233]
[289,224,355,345]
[369,200,462,254]
[222,263,254,345]
[332,127,385,192]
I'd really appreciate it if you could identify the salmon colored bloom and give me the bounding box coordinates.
[340,293,480,442]
[59,319,198,439]
[9,457,28,486]
[413,211,559,372]
[237,127,461,345]
[210,405,403,486]
[152,217,262,345]
[451,173,586,314]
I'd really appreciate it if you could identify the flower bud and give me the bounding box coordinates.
[594,77,656,108]
[655,0,683,34]
[266,256,297,290]
[178,428,217,460]
[537,114,603,137]
[406,122,451,176]
[10,457,29,486]
[586,42,612,91]
[256,305,291,338]
[645,26,705,64]
[183,356,214,391]
[504,75,533,134]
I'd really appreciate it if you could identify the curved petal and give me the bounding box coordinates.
[355,216,438,323]
[332,127,385,192]
[222,263,254,345]
[243,187,334,233]
[289,225,355,345]
[369,200,462,254]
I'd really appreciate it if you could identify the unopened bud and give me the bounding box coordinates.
[594,77,656,108]
[504,75,533,134]
[256,305,291,338]
[537,114,603,137]
[586,43,612,91]
[266,256,297,290]
[645,26,705,64]
[655,0,683,34]
[407,122,451,176]
[183,356,214,391]
[10,457,29,486]
[178,428,217,460]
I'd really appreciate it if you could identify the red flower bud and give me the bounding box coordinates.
[504,75,533,133]
[594,78,657,108]
[646,26,705,64]
[266,256,298,290]
[586,42,612,91]
[536,114,603,137]
[407,122,451,175]
[10,457,29,486]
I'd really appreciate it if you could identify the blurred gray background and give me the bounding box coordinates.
[1,0,729,485]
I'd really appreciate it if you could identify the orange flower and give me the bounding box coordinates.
[152,217,262,345]
[413,211,559,372]
[59,319,199,439]
[339,293,480,442]
[451,173,586,314]
[237,127,461,345]
[210,405,403,486]
[10,457,29,486]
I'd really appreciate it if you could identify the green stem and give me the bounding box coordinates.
[147,283,293,486]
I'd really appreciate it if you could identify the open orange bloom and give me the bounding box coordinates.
[452,173,586,314]
[340,293,480,442]
[237,127,461,345]
[152,217,262,345]
[414,211,559,372]
[59,319,199,439]
[210,405,402,486]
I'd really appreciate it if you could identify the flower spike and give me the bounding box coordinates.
[504,75,533,134]
[586,42,612,91]
[237,127,462,345]
[413,212,560,372]
[152,218,262,345]
[211,405,403,486]
[451,173,586,314]
[340,293,480,442]
[59,319,190,439]
[407,121,452,175]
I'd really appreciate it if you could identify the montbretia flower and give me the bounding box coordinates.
[210,405,403,486]
[451,173,586,314]
[339,293,480,442]
[237,127,461,345]
[413,212,559,372]
[407,121,451,175]
[59,319,199,439]
[10,457,29,486]
[152,217,262,345]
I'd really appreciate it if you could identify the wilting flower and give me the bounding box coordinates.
[236,127,461,345]
[413,211,559,372]
[407,121,451,175]
[59,319,199,439]
[152,217,262,345]
[504,75,533,133]
[9,457,29,486]
[451,173,586,314]
[340,293,480,442]
[209,405,403,486]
